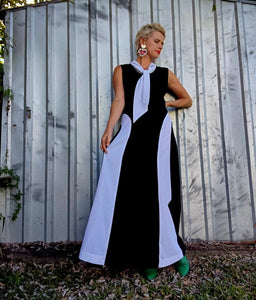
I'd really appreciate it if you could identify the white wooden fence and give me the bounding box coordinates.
[0,0,256,242]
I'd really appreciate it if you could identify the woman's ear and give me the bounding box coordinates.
[139,38,146,46]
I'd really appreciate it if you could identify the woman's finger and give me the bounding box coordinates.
[101,136,109,154]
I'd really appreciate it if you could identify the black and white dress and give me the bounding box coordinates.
[79,61,186,269]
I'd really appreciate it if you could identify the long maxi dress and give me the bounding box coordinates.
[79,60,186,270]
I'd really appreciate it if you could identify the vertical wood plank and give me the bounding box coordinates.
[89,0,100,201]
[178,0,206,240]
[116,2,132,64]
[221,1,252,240]
[46,3,69,242]
[234,1,255,239]
[242,3,256,239]
[71,0,92,240]
[0,12,12,242]
[135,0,152,27]
[45,4,54,242]
[197,0,226,240]
[212,0,233,240]
[8,10,26,242]
[23,7,47,242]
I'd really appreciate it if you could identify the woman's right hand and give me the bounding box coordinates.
[100,127,113,154]
[100,65,125,154]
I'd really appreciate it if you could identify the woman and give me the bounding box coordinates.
[79,23,192,279]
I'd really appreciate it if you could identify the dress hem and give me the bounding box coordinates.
[79,251,183,269]
[158,252,184,268]
[79,252,105,266]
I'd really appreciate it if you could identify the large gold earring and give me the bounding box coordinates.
[137,44,147,57]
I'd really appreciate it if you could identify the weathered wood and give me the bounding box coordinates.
[1,0,255,242]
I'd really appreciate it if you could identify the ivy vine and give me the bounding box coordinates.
[0,165,23,230]
[0,14,21,231]
[0,19,15,115]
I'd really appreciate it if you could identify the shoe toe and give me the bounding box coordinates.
[175,256,190,277]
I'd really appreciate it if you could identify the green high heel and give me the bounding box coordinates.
[175,256,190,277]
[145,268,158,280]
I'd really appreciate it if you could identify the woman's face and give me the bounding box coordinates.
[141,31,165,60]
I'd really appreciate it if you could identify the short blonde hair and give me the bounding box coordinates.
[135,23,166,51]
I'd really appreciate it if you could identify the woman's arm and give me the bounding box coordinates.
[100,65,125,154]
[166,70,192,108]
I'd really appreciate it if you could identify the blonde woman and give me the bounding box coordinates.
[79,23,192,279]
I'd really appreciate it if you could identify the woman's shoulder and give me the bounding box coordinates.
[118,64,137,76]
[120,63,133,70]
[112,64,135,81]
[155,65,169,78]
[156,65,169,72]
[113,64,133,72]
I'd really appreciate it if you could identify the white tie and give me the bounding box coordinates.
[130,60,156,122]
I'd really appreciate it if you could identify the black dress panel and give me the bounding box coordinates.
[79,62,185,269]
[105,65,183,269]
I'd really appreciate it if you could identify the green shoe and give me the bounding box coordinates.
[175,256,190,277]
[145,268,158,280]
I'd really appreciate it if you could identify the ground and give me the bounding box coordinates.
[0,240,255,299]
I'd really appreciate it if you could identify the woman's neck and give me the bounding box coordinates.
[136,55,155,70]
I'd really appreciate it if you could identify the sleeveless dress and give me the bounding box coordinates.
[79,62,186,270]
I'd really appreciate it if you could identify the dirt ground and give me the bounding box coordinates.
[1,240,255,299]
[1,239,255,264]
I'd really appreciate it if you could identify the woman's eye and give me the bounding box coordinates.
[155,39,164,46]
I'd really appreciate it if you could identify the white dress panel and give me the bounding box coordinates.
[157,114,183,267]
[79,114,132,265]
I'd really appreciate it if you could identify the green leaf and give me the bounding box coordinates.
[0,165,22,227]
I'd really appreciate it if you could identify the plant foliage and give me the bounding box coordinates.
[0,165,23,230]
[0,0,53,10]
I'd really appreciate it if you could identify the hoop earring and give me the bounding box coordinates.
[137,44,147,57]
